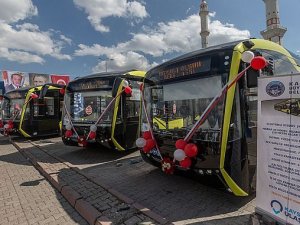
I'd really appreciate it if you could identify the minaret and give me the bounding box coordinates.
[260,0,287,45]
[199,0,209,48]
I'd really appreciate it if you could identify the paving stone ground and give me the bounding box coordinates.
[10,137,157,225]
[0,136,88,225]
[5,136,275,225]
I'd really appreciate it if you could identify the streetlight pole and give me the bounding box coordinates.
[98,57,114,72]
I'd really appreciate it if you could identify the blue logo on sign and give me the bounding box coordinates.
[271,200,283,215]
[266,81,285,97]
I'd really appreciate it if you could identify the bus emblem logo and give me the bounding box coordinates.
[266,81,285,97]
[85,105,93,115]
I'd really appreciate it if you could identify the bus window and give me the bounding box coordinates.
[68,91,117,123]
[125,80,141,118]
[257,49,300,76]
[33,99,46,117]
[44,97,55,116]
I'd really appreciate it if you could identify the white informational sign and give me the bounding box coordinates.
[256,74,300,225]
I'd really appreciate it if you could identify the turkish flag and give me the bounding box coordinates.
[50,75,70,85]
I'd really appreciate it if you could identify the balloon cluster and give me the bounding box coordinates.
[135,131,156,153]
[124,86,132,95]
[4,120,14,130]
[64,123,73,138]
[123,80,132,95]
[89,125,97,140]
[3,120,14,136]
[30,92,39,99]
[59,88,65,95]
[174,139,198,169]
[241,51,268,70]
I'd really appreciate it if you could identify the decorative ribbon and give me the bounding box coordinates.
[140,85,163,160]
[85,88,125,140]
[183,65,251,142]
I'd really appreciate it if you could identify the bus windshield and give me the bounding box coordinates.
[143,50,233,141]
[65,90,116,123]
[2,97,25,120]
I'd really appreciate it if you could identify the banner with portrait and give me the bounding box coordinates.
[29,73,50,86]
[1,70,29,93]
[256,74,300,225]
[1,70,71,93]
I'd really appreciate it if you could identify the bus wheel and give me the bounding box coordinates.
[140,150,161,168]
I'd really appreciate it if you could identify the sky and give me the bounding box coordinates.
[0,0,299,78]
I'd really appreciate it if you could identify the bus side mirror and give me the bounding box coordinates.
[39,85,49,99]
[246,68,260,88]
[112,77,123,97]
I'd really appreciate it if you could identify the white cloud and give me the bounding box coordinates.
[0,0,37,23]
[73,0,147,32]
[92,51,157,72]
[0,48,44,64]
[0,23,72,63]
[76,14,250,70]
[0,0,72,64]
[60,35,72,45]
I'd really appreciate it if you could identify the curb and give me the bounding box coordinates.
[12,139,172,225]
[11,140,110,225]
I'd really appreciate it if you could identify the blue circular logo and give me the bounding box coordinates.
[266,81,285,97]
[271,200,283,215]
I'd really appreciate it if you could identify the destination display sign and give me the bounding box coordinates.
[70,78,111,91]
[158,57,211,81]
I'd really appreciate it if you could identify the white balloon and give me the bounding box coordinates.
[4,124,9,129]
[174,149,186,161]
[90,125,97,132]
[65,124,72,131]
[135,138,146,148]
[241,51,254,63]
[123,80,129,87]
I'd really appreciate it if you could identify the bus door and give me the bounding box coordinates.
[111,78,141,150]
[31,90,60,136]
[111,77,125,150]
[123,80,141,148]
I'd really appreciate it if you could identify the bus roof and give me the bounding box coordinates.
[4,83,63,97]
[147,39,244,74]
[70,70,144,84]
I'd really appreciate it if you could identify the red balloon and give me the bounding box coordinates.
[179,157,192,169]
[124,86,132,95]
[143,138,156,153]
[250,56,267,70]
[143,131,152,140]
[65,130,73,138]
[0,121,3,128]
[89,131,96,139]
[175,139,187,150]
[184,143,198,158]
[30,93,39,99]
[59,88,65,95]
